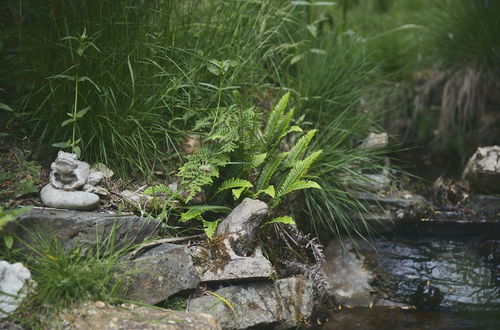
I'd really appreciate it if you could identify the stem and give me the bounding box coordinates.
[73,68,79,146]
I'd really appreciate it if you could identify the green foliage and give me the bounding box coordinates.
[178,147,229,203]
[0,206,32,249]
[8,231,130,327]
[261,216,296,228]
[3,0,302,176]
[422,0,500,71]
[0,158,42,204]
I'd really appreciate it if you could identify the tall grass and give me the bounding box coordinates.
[421,0,500,149]
[5,0,301,176]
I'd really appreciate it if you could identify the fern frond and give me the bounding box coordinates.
[255,152,287,191]
[178,147,229,202]
[261,215,296,227]
[256,185,275,198]
[280,179,321,196]
[143,184,170,195]
[262,92,290,145]
[250,153,267,168]
[283,129,318,168]
[216,178,253,194]
[276,150,323,199]
[266,107,296,153]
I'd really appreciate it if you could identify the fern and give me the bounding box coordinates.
[255,152,288,191]
[216,178,253,200]
[283,129,318,168]
[272,150,323,209]
[216,178,253,194]
[261,215,296,227]
[280,180,321,196]
[262,92,290,146]
[178,147,229,202]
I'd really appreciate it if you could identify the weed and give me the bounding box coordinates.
[5,230,130,328]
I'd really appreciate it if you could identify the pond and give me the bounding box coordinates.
[322,233,499,329]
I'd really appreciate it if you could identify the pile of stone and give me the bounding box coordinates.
[4,198,314,329]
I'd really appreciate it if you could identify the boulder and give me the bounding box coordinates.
[214,198,268,256]
[120,243,200,305]
[40,184,100,211]
[0,261,33,319]
[187,276,314,330]
[53,301,221,329]
[463,146,500,193]
[5,208,160,252]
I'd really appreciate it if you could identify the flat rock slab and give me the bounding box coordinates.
[188,276,314,330]
[6,208,160,251]
[201,253,273,282]
[120,243,200,305]
[53,301,221,329]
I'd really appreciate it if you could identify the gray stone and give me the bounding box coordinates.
[463,146,500,193]
[195,245,273,282]
[5,208,160,252]
[120,243,200,305]
[187,276,314,330]
[53,301,221,329]
[355,191,429,222]
[214,198,268,256]
[40,184,100,211]
[0,261,33,319]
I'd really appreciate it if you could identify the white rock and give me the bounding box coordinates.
[40,184,99,211]
[463,146,500,193]
[359,132,388,149]
[0,261,33,318]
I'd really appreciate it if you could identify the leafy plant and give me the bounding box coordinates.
[50,29,100,157]
[0,206,32,249]
[9,229,130,328]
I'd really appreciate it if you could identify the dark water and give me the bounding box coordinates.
[323,236,500,329]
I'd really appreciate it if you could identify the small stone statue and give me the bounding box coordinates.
[41,151,105,210]
[49,151,103,192]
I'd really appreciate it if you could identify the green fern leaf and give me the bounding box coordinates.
[250,153,267,168]
[203,219,220,239]
[143,184,170,195]
[255,152,287,191]
[216,178,253,194]
[262,92,290,145]
[283,129,318,168]
[261,216,295,227]
[280,179,321,196]
[256,185,276,198]
[232,187,247,200]
[276,150,322,199]
[180,205,231,222]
